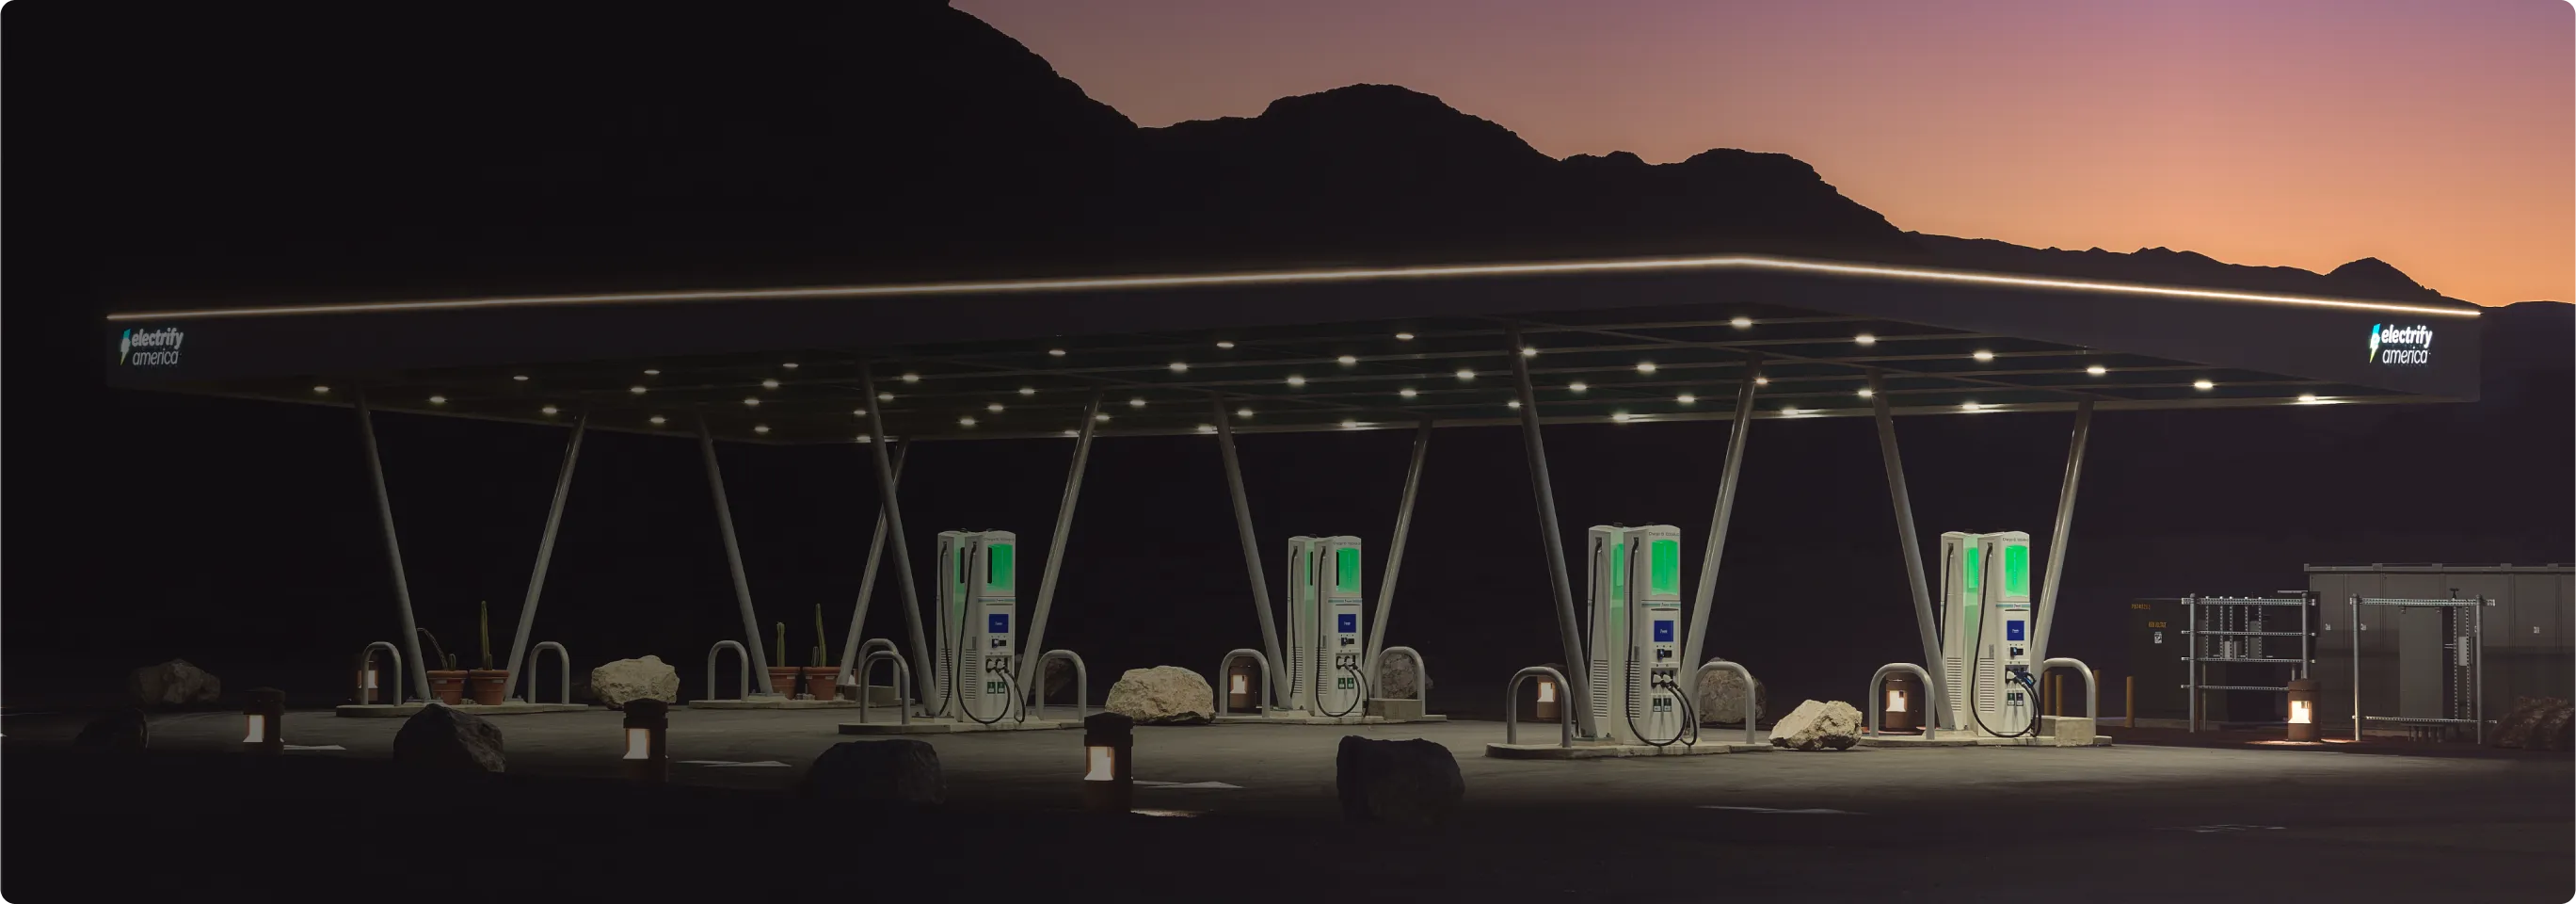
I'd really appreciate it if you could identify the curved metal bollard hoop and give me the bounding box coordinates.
[2038,657,2097,721]
[1375,646,1430,703]
[1866,662,1939,741]
[1216,649,1274,716]
[1506,666,1576,749]
[359,641,407,703]
[528,641,572,704]
[1034,650,1090,721]
[1691,659,1761,746]
[858,650,914,726]
[706,640,750,702]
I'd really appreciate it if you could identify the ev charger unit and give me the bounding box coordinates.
[934,529,1021,723]
[1283,535,1368,717]
[1585,525,1691,746]
[1939,530,2039,736]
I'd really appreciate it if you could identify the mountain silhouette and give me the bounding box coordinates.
[12,0,2491,313]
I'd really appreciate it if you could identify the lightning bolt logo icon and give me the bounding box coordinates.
[2367,324,2382,363]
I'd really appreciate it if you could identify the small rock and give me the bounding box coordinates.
[1336,736,1464,826]
[1768,700,1863,751]
[128,659,222,709]
[74,709,150,752]
[799,740,944,805]
[589,656,680,711]
[1378,652,1427,700]
[393,703,505,772]
[1104,666,1215,725]
[1693,668,1767,726]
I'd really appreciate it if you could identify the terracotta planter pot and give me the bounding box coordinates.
[425,670,470,705]
[804,667,841,702]
[468,670,511,706]
[766,667,804,698]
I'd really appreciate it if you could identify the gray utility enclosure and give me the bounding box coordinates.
[2310,564,2573,733]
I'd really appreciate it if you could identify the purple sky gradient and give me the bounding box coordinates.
[958,0,2572,304]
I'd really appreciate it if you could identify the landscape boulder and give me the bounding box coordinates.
[2536,704,2574,753]
[1104,666,1215,725]
[799,739,944,805]
[1768,699,1862,751]
[2493,697,2567,749]
[1043,655,1077,702]
[128,659,221,709]
[73,708,150,752]
[588,656,680,710]
[392,704,505,772]
[1336,736,1464,826]
[1694,668,1767,726]
[1378,652,1428,701]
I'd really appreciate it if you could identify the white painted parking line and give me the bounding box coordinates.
[284,744,346,751]
[1699,805,1864,815]
[703,760,791,767]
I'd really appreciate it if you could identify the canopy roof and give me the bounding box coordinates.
[102,253,2483,444]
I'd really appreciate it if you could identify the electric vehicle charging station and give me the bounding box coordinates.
[1584,525,1692,747]
[1937,530,2040,736]
[1220,534,1445,725]
[841,528,1080,734]
[1969,531,2037,737]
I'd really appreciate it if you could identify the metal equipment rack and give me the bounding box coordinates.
[2348,594,2490,744]
[2184,592,2317,733]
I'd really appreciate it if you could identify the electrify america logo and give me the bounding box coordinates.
[2367,323,2430,366]
[120,327,185,367]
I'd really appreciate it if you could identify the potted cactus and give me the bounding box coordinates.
[467,601,511,705]
[765,622,804,698]
[421,628,468,705]
[803,605,840,701]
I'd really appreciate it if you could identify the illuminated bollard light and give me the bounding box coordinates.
[1533,678,1560,723]
[624,699,670,783]
[2285,678,2318,743]
[1881,672,1921,734]
[243,687,286,755]
[1082,711,1134,814]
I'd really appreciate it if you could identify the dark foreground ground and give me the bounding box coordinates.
[2,708,2568,903]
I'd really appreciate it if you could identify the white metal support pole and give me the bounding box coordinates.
[1505,325,1597,739]
[1020,392,1105,705]
[696,413,779,693]
[1867,369,1949,732]
[1211,394,1291,709]
[353,388,434,702]
[1366,418,1433,689]
[858,365,941,709]
[503,410,588,702]
[2027,400,2093,670]
[835,441,908,688]
[1683,354,1760,673]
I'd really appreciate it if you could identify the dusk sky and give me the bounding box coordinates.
[959,0,2571,306]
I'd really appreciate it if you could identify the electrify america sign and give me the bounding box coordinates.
[2367,323,2431,366]
[120,327,185,367]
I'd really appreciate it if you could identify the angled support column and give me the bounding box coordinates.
[1682,354,1760,673]
[1365,418,1433,689]
[1504,325,1596,738]
[503,410,588,702]
[859,366,940,708]
[1867,369,1949,731]
[1020,392,1105,704]
[696,413,779,694]
[2028,400,2094,670]
[1211,394,1290,709]
[353,388,434,702]
[835,441,909,688]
